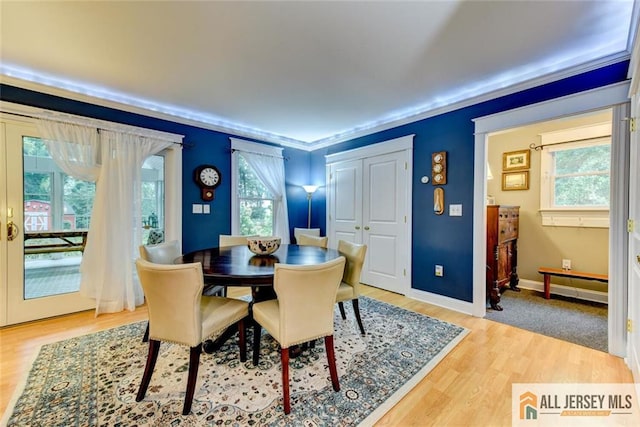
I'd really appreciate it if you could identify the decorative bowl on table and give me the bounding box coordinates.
[247,236,281,256]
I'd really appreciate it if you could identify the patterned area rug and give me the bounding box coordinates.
[3,297,468,426]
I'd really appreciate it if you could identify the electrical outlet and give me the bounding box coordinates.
[435,265,444,277]
[562,259,571,270]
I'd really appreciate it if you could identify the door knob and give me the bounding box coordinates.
[355,225,361,230]
[7,221,19,241]
[364,226,370,230]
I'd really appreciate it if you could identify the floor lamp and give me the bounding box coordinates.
[302,185,318,228]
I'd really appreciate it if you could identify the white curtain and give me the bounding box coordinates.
[240,151,290,244]
[37,120,173,315]
[37,119,101,181]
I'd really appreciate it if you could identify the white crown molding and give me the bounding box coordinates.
[0,100,184,142]
[1,51,632,153]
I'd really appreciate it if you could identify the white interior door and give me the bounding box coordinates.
[329,159,363,244]
[326,135,413,295]
[361,151,409,293]
[1,116,94,325]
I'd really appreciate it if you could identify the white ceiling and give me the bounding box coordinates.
[0,1,636,149]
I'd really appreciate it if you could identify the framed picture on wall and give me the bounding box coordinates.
[502,171,529,191]
[502,149,530,171]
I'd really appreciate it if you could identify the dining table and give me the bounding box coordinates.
[177,243,343,354]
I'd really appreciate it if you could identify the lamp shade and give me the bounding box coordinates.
[302,185,319,194]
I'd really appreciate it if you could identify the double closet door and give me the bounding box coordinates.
[325,135,413,295]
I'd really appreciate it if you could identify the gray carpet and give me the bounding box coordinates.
[485,288,607,352]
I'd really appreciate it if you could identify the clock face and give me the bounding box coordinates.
[195,165,221,189]
[433,163,443,173]
[434,153,443,163]
[434,173,443,183]
[199,167,219,187]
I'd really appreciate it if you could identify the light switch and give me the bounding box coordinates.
[192,204,203,214]
[203,204,211,214]
[449,204,462,216]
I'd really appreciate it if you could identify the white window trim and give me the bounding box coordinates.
[539,122,611,228]
[230,137,283,235]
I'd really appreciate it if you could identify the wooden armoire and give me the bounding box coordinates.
[486,205,520,310]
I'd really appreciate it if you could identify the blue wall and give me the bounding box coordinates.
[310,60,630,302]
[1,59,629,302]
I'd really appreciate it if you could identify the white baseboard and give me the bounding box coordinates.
[517,279,608,304]
[406,288,474,315]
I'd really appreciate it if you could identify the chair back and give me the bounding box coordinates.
[297,234,328,248]
[139,240,181,264]
[273,257,345,347]
[135,258,205,347]
[293,227,320,243]
[219,234,258,247]
[338,240,367,295]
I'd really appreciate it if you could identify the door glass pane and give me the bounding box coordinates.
[23,137,95,299]
[142,154,165,244]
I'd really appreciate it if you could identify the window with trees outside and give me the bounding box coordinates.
[23,136,95,262]
[539,131,611,228]
[237,154,274,235]
[24,138,167,254]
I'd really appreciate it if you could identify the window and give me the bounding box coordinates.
[23,137,96,260]
[539,123,611,228]
[237,155,274,235]
[230,138,289,241]
[141,154,165,243]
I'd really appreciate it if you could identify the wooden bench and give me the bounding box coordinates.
[538,267,608,299]
[24,230,88,255]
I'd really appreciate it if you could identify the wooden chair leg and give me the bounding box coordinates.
[142,322,150,343]
[338,301,347,320]
[324,335,340,392]
[183,344,202,415]
[136,339,160,402]
[281,347,291,414]
[237,319,246,362]
[352,299,366,335]
[252,321,262,366]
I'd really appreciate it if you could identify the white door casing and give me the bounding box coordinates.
[0,103,183,326]
[626,89,640,379]
[473,81,631,357]
[1,116,94,325]
[326,135,413,295]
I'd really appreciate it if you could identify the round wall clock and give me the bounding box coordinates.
[194,164,221,201]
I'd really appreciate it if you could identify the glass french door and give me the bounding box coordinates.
[1,117,94,326]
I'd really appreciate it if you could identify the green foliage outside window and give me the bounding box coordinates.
[238,155,274,236]
[552,145,610,207]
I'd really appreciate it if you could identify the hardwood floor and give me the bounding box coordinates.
[0,285,633,426]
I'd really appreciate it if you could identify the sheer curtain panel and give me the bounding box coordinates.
[240,150,290,244]
[37,118,177,315]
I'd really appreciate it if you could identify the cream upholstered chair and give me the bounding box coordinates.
[217,235,258,297]
[336,240,368,335]
[139,240,182,342]
[293,227,320,243]
[219,234,258,248]
[139,239,181,265]
[252,257,346,414]
[296,234,328,248]
[135,259,249,415]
